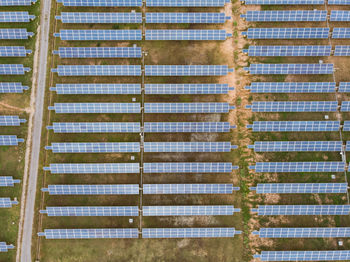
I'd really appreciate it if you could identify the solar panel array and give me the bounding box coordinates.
[241,11,327,22]
[247,101,338,112]
[41,206,139,216]
[0,28,33,39]
[146,13,229,24]
[248,121,340,132]
[146,0,230,7]
[56,0,142,6]
[48,122,141,133]
[244,46,331,57]
[54,47,142,58]
[253,228,350,238]
[250,162,345,172]
[57,12,142,23]
[334,46,350,56]
[341,101,350,111]
[244,64,334,75]
[0,176,20,187]
[51,84,141,94]
[242,28,329,39]
[244,0,324,4]
[330,10,350,21]
[145,84,234,94]
[143,122,233,133]
[145,65,233,76]
[251,183,348,194]
[144,103,233,113]
[54,30,142,41]
[0,46,31,57]
[0,198,18,208]
[246,82,336,93]
[329,0,350,4]
[254,251,350,261]
[251,205,350,215]
[42,184,139,195]
[144,142,234,152]
[0,11,34,22]
[49,103,141,114]
[0,0,37,5]
[0,115,26,126]
[332,27,350,38]
[43,163,140,174]
[52,65,141,76]
[145,30,231,40]
[143,205,237,216]
[0,82,29,93]
[0,242,14,252]
[0,135,24,146]
[142,228,240,238]
[249,141,343,152]
[0,64,30,75]
[46,142,141,153]
[143,162,237,173]
[143,184,239,194]
[38,229,139,239]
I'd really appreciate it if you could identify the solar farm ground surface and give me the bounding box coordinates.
[0,1,40,262]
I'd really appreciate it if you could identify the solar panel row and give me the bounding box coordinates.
[54,30,142,41]
[254,250,350,261]
[0,198,18,208]
[253,228,350,238]
[252,205,350,215]
[0,135,24,146]
[0,11,35,22]
[0,116,26,126]
[0,64,30,75]
[143,162,238,173]
[142,205,239,216]
[43,163,140,174]
[246,82,336,93]
[0,46,31,57]
[244,46,331,57]
[48,103,141,113]
[56,0,142,6]
[244,0,324,4]
[143,184,239,194]
[145,84,234,94]
[57,12,142,23]
[46,142,141,153]
[244,64,334,75]
[241,10,327,22]
[144,103,234,113]
[247,101,338,112]
[145,30,231,40]
[52,65,141,76]
[250,162,345,172]
[0,82,29,93]
[51,84,141,94]
[0,176,20,187]
[0,29,34,39]
[0,0,36,5]
[145,65,233,76]
[54,47,142,58]
[144,142,234,152]
[0,242,14,252]
[242,28,329,39]
[250,183,348,194]
[145,13,230,24]
[248,121,340,132]
[249,141,343,152]
[41,206,139,216]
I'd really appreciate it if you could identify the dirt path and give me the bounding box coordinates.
[0,102,31,113]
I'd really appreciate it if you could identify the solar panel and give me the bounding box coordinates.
[40,206,139,216]
[144,142,234,152]
[0,46,31,57]
[330,10,350,21]
[248,121,340,132]
[241,11,327,22]
[251,183,348,194]
[0,242,14,252]
[344,121,350,131]
[48,122,141,133]
[38,229,139,239]
[0,11,34,22]
[143,205,238,216]
[145,65,233,76]
[142,228,240,238]
[0,29,33,39]
[345,141,350,151]
[246,82,336,93]
[249,141,342,152]
[144,122,233,133]
[250,162,345,172]
[52,65,141,76]
[251,205,350,215]
[56,0,142,6]
[143,184,239,194]
[0,116,26,126]
[0,135,24,146]
[54,47,142,58]
[247,101,338,112]
[332,28,350,38]
[0,0,36,5]
[244,0,324,4]
[341,101,350,111]
[54,30,142,41]
[329,0,350,4]
[254,250,350,261]
[144,103,233,113]
[143,162,238,173]
[51,84,141,94]
[145,84,233,94]
[334,46,350,56]
[0,82,29,93]
[244,64,334,74]
[145,30,231,40]
[146,0,230,7]
[43,163,140,174]
[244,46,331,57]
[0,64,30,75]
[46,142,140,153]
[57,12,142,23]
[0,176,20,187]
[0,198,18,208]
[49,103,140,114]
[42,184,139,195]
[253,228,350,238]
[146,13,229,24]
[242,28,329,39]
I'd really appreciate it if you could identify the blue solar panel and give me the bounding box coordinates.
[48,103,141,114]
[250,141,342,152]
[143,205,238,216]
[246,82,335,93]
[247,101,338,112]
[251,183,348,194]
[242,28,329,39]
[0,135,24,146]
[341,101,350,111]
[334,46,350,56]
[0,0,36,5]
[241,11,327,22]
[146,13,229,24]
[329,0,350,4]
[145,65,233,76]
[345,141,350,151]
[143,162,238,173]
[46,142,140,153]
[0,82,29,93]
[330,10,350,21]
[248,121,340,132]
[38,229,139,239]
[0,242,14,252]
[54,30,142,41]
[52,65,141,76]
[254,250,350,261]
[144,142,234,152]
[244,64,334,74]
[0,46,31,57]
[144,103,233,113]
[41,206,139,216]
[142,228,240,238]
[145,84,233,94]
[250,162,345,172]
[42,184,139,195]
[332,28,350,38]
[244,46,331,56]
[0,64,30,75]
[146,0,230,6]
[251,205,350,215]
[51,84,141,94]
[244,0,324,4]
[0,116,26,126]
[43,163,140,174]
[0,198,18,208]
[56,0,142,6]
[0,11,34,22]
[143,184,239,194]
[0,176,20,187]
[145,30,231,40]
[253,228,350,238]
[144,122,233,133]
[0,29,33,39]
[54,47,141,58]
[57,12,142,23]
[48,122,141,133]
